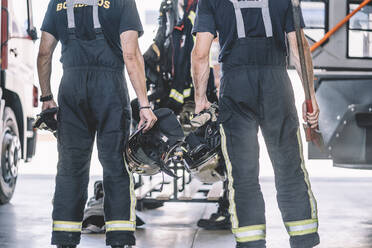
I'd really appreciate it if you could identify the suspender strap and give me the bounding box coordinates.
[229,0,273,38]
[66,0,101,30]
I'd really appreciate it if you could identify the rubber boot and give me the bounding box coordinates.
[197,198,231,230]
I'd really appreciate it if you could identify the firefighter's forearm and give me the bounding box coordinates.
[192,52,210,103]
[37,53,53,97]
[125,48,149,107]
[121,31,149,107]
[37,32,57,98]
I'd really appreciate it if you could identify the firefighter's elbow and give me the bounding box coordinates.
[37,49,52,60]
[123,52,137,63]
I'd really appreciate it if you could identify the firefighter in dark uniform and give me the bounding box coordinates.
[37,0,157,247]
[192,0,320,248]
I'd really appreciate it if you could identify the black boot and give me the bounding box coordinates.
[197,198,231,230]
[111,246,132,248]
[57,246,76,248]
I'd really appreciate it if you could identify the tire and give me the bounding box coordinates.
[0,107,21,204]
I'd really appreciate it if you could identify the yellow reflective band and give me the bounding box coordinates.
[106,221,136,232]
[296,129,318,219]
[53,221,82,232]
[183,88,191,98]
[124,159,137,223]
[188,11,196,26]
[285,219,318,236]
[220,125,239,229]
[152,43,161,59]
[188,10,197,43]
[232,225,266,243]
[169,89,184,104]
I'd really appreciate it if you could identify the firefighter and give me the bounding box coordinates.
[37,0,157,247]
[191,0,320,248]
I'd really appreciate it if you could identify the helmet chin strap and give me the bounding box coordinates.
[159,159,179,178]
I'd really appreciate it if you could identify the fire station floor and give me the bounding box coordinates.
[2,137,372,248]
[1,174,372,248]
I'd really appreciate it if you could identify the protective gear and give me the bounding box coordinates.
[182,113,226,184]
[125,108,184,177]
[197,191,231,230]
[52,1,136,247]
[219,1,319,248]
[190,103,218,128]
[33,107,58,136]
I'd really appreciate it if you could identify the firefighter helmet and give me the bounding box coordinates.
[182,118,226,184]
[125,108,184,177]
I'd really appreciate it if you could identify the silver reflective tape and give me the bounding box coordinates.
[261,6,273,37]
[287,222,318,232]
[66,0,101,29]
[106,223,135,229]
[235,229,265,239]
[229,0,273,39]
[53,223,82,231]
[67,0,76,29]
[237,0,265,8]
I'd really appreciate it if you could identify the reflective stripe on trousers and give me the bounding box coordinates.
[233,224,266,243]
[285,219,318,236]
[106,221,136,232]
[53,221,82,232]
[218,59,319,247]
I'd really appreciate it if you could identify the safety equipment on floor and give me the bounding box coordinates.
[180,107,226,183]
[82,181,145,234]
[125,108,184,177]
[33,107,58,136]
[82,181,105,234]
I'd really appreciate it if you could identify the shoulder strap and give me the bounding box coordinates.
[66,0,102,31]
[229,0,273,38]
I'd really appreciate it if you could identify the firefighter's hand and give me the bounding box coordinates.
[302,98,320,129]
[42,100,58,120]
[139,108,157,132]
[42,100,58,111]
[195,96,212,114]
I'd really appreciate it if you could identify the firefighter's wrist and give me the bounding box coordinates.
[40,94,54,102]
[195,95,207,104]
[138,98,150,108]
[140,106,152,111]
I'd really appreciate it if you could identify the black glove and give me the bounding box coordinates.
[33,107,58,136]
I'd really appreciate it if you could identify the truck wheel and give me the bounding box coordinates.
[0,107,21,204]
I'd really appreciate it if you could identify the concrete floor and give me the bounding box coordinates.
[1,175,372,248]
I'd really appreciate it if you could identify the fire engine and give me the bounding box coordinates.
[0,0,38,204]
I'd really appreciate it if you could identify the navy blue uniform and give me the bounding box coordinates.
[193,1,319,248]
[41,0,142,246]
[193,0,304,62]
